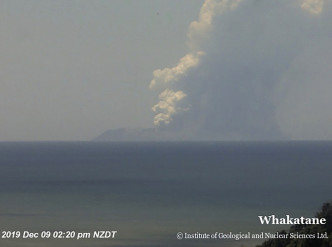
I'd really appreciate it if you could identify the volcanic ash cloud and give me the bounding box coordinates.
[149,0,331,140]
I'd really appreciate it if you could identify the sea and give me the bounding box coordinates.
[0,141,331,247]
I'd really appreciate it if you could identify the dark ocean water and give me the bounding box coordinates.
[0,141,331,247]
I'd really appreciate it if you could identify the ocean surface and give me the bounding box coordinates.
[0,141,331,247]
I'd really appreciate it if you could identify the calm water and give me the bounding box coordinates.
[0,141,331,247]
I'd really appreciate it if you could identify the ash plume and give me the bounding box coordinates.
[149,0,332,140]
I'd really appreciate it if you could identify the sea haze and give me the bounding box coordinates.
[0,141,331,247]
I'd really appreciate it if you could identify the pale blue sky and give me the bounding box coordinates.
[0,0,203,140]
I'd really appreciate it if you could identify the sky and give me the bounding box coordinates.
[0,0,202,141]
[1,0,331,141]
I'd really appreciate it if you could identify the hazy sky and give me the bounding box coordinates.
[1,0,331,141]
[0,0,202,141]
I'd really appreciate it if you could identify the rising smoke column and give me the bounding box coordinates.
[149,0,242,128]
[150,0,331,140]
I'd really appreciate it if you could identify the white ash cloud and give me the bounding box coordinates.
[150,0,242,128]
[300,0,325,15]
[150,0,332,140]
